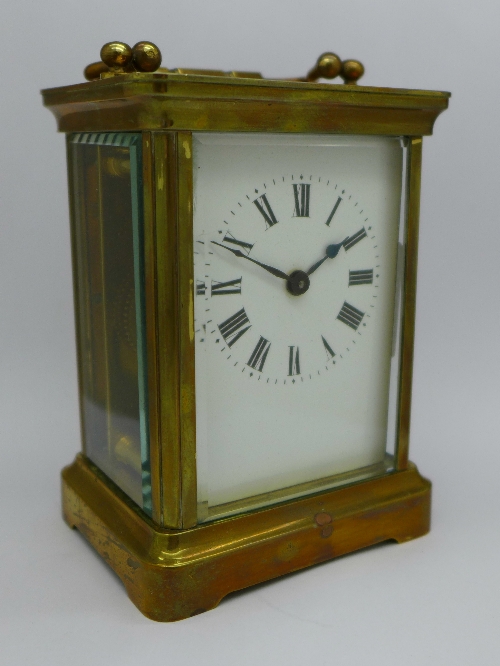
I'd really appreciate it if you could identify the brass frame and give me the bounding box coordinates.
[43,73,449,136]
[43,73,449,620]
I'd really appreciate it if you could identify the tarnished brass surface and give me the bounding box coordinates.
[63,454,431,622]
[42,75,449,136]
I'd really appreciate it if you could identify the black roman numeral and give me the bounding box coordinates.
[196,280,206,295]
[325,196,342,226]
[337,302,365,330]
[288,346,300,376]
[349,269,373,286]
[223,232,254,255]
[293,184,310,217]
[344,227,367,251]
[218,308,251,347]
[211,278,242,296]
[247,336,271,372]
[321,336,336,361]
[253,194,279,229]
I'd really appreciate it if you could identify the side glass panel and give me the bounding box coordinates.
[69,133,151,514]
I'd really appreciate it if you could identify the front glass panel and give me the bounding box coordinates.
[69,133,151,514]
[193,133,407,522]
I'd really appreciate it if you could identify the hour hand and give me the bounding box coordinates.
[306,238,348,276]
[211,241,289,280]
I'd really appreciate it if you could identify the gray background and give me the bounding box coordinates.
[1,1,499,664]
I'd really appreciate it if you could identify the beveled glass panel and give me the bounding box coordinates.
[69,133,151,513]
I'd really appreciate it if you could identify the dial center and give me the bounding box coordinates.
[286,270,310,296]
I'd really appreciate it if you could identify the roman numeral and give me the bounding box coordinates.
[344,227,367,251]
[288,346,300,376]
[325,196,342,226]
[211,278,242,296]
[321,336,336,361]
[223,232,254,255]
[253,194,279,229]
[349,269,373,286]
[247,336,271,372]
[196,280,206,295]
[337,302,365,330]
[293,184,310,217]
[218,308,251,347]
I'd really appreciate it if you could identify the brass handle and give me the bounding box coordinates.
[304,52,365,85]
[84,41,162,81]
[84,43,364,85]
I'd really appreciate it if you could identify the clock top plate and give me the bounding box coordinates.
[42,70,450,136]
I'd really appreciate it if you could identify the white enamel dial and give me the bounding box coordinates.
[195,176,379,384]
[192,134,405,517]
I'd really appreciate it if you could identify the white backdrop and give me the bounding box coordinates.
[1,1,499,664]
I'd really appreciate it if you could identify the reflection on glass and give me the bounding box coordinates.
[69,133,151,514]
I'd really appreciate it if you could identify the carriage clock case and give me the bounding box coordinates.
[42,42,450,622]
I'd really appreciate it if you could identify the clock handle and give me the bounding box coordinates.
[83,42,364,85]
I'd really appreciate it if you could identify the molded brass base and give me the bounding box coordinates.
[62,455,431,622]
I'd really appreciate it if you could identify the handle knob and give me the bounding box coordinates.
[84,41,162,80]
[304,53,365,85]
[100,42,133,71]
[306,52,342,82]
[132,41,162,72]
[340,59,365,85]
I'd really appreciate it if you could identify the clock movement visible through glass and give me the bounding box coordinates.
[68,133,151,515]
[193,134,407,521]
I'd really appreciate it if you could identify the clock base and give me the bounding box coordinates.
[62,454,431,622]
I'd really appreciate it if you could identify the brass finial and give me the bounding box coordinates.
[100,42,133,72]
[306,53,342,82]
[302,53,364,85]
[340,60,365,85]
[84,41,162,80]
[132,42,162,72]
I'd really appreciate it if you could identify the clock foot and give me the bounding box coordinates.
[62,454,431,622]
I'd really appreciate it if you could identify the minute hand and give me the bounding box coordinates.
[211,241,289,280]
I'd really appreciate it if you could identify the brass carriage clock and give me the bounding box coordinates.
[42,42,449,622]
